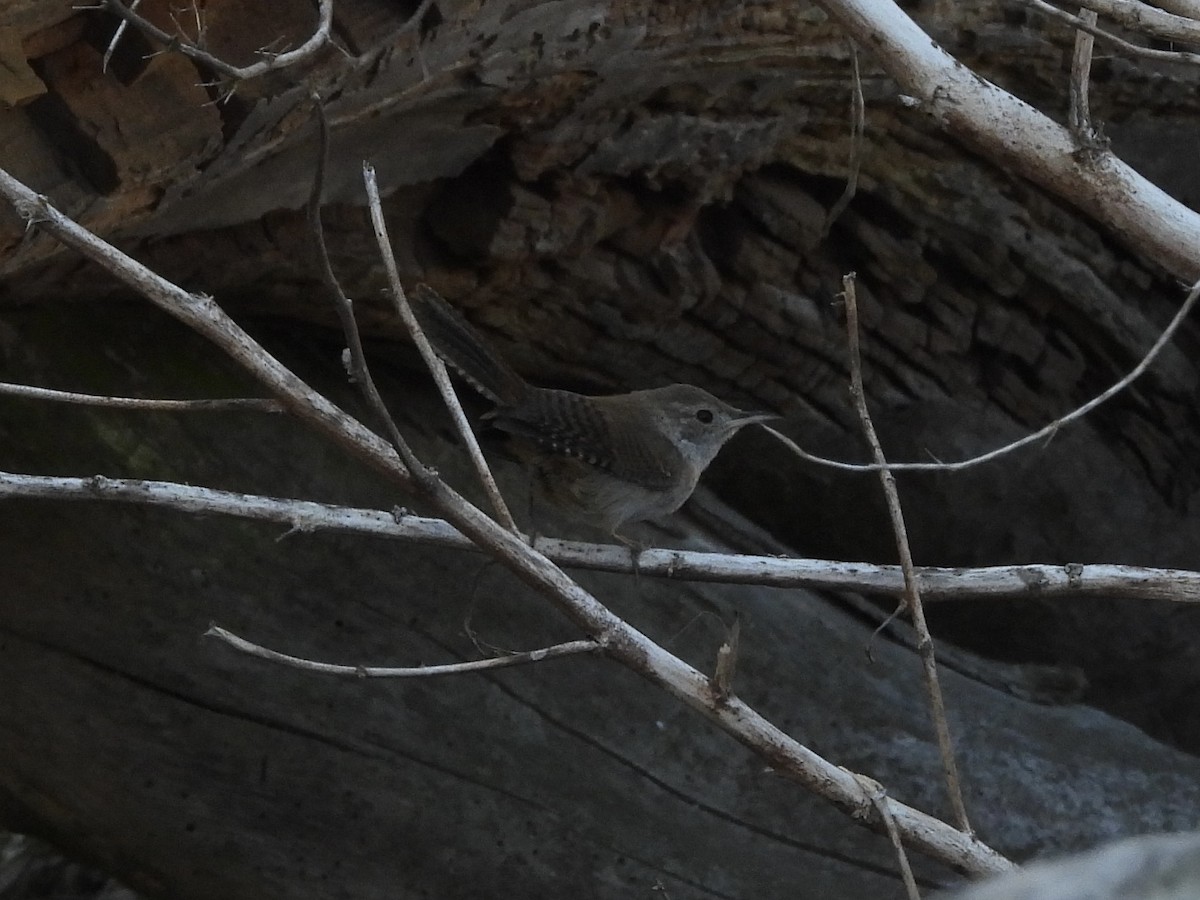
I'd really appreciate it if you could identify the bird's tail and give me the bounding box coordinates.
[411,285,528,406]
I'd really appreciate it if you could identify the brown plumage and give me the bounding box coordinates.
[412,285,776,538]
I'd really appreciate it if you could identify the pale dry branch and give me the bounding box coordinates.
[303,103,430,489]
[813,0,1200,278]
[1069,9,1100,140]
[0,381,283,412]
[5,471,1200,605]
[360,163,519,533]
[0,168,1013,876]
[0,169,408,488]
[842,273,971,836]
[766,277,1200,474]
[852,774,922,900]
[710,616,740,702]
[395,0,439,36]
[208,625,599,677]
[101,0,140,72]
[1152,0,1200,18]
[99,0,334,82]
[1071,0,1200,43]
[1023,0,1200,63]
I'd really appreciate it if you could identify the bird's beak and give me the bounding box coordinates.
[732,409,779,428]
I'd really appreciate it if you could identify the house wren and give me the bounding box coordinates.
[412,285,778,541]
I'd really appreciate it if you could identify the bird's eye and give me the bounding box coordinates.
[695,408,714,424]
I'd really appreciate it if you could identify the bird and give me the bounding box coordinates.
[411,285,777,544]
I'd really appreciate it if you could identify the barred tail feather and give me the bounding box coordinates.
[411,285,527,406]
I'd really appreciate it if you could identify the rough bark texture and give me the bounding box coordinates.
[2,0,1200,897]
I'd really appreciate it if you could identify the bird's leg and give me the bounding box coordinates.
[612,529,646,578]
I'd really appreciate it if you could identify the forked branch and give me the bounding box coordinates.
[0,167,1012,876]
[98,0,335,83]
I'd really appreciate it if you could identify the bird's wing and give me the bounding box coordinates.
[491,390,682,491]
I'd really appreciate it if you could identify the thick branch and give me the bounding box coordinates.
[1024,0,1200,63]
[816,0,1200,279]
[1072,0,1200,43]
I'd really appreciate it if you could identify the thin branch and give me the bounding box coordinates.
[710,616,740,702]
[852,775,921,900]
[6,471,1200,603]
[843,272,971,835]
[1021,0,1200,64]
[837,590,1088,704]
[822,40,865,237]
[303,102,431,487]
[394,0,440,79]
[0,168,410,491]
[396,0,439,36]
[0,381,284,412]
[360,164,519,533]
[1069,9,1099,140]
[765,277,1200,473]
[208,625,599,677]
[98,0,335,82]
[102,0,140,72]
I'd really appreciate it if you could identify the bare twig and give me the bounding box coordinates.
[839,590,1088,704]
[710,616,740,702]
[308,108,514,531]
[843,272,971,835]
[395,0,440,79]
[303,102,432,491]
[822,40,865,237]
[396,0,439,36]
[102,0,140,72]
[360,163,519,533]
[766,277,1200,474]
[6,470,1200,603]
[0,381,284,412]
[208,625,599,677]
[1069,9,1099,139]
[0,168,410,489]
[851,774,921,900]
[98,0,335,82]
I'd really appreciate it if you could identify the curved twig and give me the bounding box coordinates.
[207,626,600,677]
[765,277,1200,474]
[0,381,284,412]
[99,0,335,83]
